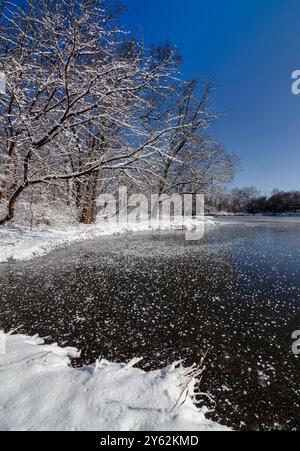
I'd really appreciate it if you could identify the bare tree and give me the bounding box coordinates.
[0,0,185,224]
[0,0,238,225]
[142,79,237,197]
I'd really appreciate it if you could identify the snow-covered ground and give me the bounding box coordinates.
[0,332,229,431]
[0,215,217,263]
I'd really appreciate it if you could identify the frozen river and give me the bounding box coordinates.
[0,216,299,431]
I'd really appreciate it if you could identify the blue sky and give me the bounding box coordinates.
[122,0,300,193]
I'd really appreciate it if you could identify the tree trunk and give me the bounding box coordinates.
[0,184,27,226]
[80,172,99,224]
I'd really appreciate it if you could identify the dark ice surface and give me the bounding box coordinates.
[0,216,299,431]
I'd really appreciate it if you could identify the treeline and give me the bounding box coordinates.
[0,0,237,226]
[208,188,300,214]
[246,191,300,214]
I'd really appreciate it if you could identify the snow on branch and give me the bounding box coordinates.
[0,0,237,225]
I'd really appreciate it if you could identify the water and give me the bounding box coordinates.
[0,216,299,431]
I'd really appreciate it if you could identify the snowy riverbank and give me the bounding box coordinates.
[0,332,229,431]
[0,217,217,263]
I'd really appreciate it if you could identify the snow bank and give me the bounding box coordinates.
[0,217,218,263]
[0,332,229,431]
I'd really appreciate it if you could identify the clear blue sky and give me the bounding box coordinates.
[122,0,300,194]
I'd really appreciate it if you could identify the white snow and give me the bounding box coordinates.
[0,332,230,431]
[0,216,218,263]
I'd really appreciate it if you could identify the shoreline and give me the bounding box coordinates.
[0,217,217,264]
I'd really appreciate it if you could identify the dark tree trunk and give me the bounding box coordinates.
[80,171,99,224]
[0,183,28,226]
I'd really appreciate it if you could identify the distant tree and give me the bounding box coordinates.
[246,191,300,214]
[246,196,268,214]
[227,187,260,213]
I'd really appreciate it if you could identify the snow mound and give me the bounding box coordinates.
[0,332,229,431]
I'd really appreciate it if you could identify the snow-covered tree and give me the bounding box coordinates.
[0,0,237,225]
